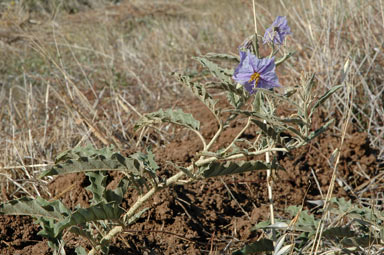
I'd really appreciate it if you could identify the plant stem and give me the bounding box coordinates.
[275,51,294,67]
[212,147,288,161]
[89,226,123,255]
[266,152,274,225]
[88,172,186,255]
[205,121,223,151]
[87,144,287,254]
[264,119,276,243]
[123,171,185,222]
[191,129,207,150]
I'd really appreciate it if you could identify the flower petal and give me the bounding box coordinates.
[243,81,256,94]
[232,51,280,93]
[233,71,254,84]
[263,16,291,45]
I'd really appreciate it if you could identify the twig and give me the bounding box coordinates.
[202,147,288,162]
[191,129,207,150]
[0,173,33,197]
[50,183,77,202]
[310,167,324,199]
[205,119,222,152]
[87,144,285,254]
[118,95,143,118]
[0,163,52,171]
[252,0,258,35]
[266,148,274,224]
[209,231,215,254]
[123,171,185,222]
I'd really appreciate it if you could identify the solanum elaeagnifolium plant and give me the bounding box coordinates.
[0,16,345,255]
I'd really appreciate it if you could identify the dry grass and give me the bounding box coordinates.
[0,0,254,197]
[0,0,383,252]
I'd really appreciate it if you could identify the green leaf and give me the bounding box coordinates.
[226,91,240,108]
[284,87,297,98]
[341,236,381,248]
[251,220,271,231]
[226,86,249,117]
[70,226,95,245]
[175,73,217,114]
[251,119,282,144]
[75,246,87,255]
[306,119,334,141]
[37,216,63,251]
[286,206,319,234]
[43,145,155,198]
[237,110,306,127]
[86,171,108,205]
[234,110,306,142]
[233,238,274,254]
[201,161,279,178]
[286,205,302,216]
[41,150,140,177]
[310,84,343,118]
[203,52,240,62]
[218,82,246,96]
[54,202,124,237]
[0,197,71,249]
[275,51,295,66]
[135,108,200,131]
[252,91,262,113]
[305,73,316,96]
[85,171,131,206]
[55,145,117,163]
[168,161,194,178]
[195,57,246,99]
[0,197,69,220]
[194,57,233,83]
[131,149,159,175]
[257,88,301,109]
[275,235,291,255]
[329,198,384,223]
[105,176,130,205]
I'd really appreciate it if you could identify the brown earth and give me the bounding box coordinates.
[0,98,381,255]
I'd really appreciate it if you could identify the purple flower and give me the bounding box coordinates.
[233,51,280,94]
[263,16,291,45]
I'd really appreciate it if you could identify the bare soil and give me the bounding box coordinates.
[0,97,381,255]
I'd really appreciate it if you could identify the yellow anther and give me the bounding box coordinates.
[249,72,260,87]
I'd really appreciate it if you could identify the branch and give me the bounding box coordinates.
[87,144,286,254]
